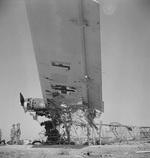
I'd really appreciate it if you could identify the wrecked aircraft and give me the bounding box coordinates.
[20,0,104,145]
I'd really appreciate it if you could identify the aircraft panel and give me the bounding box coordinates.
[25,0,104,112]
[83,0,103,111]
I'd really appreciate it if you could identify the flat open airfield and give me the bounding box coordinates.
[1,143,150,158]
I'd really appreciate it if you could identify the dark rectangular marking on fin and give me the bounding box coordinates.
[51,84,76,94]
[51,61,71,70]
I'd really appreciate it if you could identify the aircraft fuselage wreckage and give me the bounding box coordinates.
[20,0,104,145]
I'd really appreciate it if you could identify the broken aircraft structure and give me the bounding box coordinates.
[20,0,104,145]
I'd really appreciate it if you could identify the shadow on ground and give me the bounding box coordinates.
[32,144,87,149]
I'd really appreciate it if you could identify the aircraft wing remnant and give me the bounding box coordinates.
[25,0,104,112]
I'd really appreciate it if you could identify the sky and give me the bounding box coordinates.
[101,0,150,126]
[0,0,150,140]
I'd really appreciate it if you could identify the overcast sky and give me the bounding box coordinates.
[0,0,150,140]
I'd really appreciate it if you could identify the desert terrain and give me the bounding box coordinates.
[0,142,150,158]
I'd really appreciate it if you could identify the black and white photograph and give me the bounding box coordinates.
[0,0,150,157]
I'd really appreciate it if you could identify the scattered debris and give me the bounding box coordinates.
[136,150,150,154]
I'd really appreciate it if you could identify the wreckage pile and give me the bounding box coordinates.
[68,109,102,145]
[34,105,102,145]
[20,94,150,145]
[29,105,150,145]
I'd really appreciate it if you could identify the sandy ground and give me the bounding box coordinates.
[0,143,150,158]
